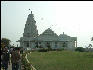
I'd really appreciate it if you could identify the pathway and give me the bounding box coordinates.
[1,63,12,70]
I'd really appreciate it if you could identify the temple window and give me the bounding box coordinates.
[27,42,29,47]
[39,42,41,44]
[55,42,57,47]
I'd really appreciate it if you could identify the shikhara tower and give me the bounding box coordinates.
[17,11,38,49]
[17,11,77,51]
[23,11,38,38]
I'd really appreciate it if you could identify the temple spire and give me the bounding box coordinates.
[63,32,64,34]
[29,9,32,14]
[31,11,32,14]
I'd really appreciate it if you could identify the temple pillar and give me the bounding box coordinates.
[29,41,30,48]
[76,40,77,47]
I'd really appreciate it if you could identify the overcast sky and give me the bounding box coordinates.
[1,1,93,47]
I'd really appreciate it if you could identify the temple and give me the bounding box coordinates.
[17,11,77,51]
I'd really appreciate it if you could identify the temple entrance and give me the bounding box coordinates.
[35,42,38,48]
[63,42,67,47]
[26,42,29,47]
[55,42,57,47]
[46,42,51,50]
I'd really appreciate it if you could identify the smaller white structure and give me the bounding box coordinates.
[17,11,77,51]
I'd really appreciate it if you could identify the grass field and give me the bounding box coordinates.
[27,51,93,70]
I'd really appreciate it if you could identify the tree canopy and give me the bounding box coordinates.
[1,38,11,48]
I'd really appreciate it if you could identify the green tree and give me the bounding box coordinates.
[1,38,11,48]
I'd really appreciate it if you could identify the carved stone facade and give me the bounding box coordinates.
[17,11,77,51]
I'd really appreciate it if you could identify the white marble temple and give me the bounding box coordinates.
[17,11,77,51]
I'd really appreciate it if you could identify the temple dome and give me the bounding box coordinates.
[38,28,59,41]
[59,33,71,41]
[42,28,58,36]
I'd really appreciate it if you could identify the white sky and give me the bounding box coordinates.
[1,1,93,47]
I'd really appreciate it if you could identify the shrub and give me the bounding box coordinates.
[21,52,32,70]
[38,48,48,52]
[75,47,85,52]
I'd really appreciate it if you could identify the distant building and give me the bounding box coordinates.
[17,11,77,51]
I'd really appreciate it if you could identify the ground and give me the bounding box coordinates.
[1,63,12,70]
[27,51,93,70]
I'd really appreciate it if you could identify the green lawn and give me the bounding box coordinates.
[27,51,93,70]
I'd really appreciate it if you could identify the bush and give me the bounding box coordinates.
[75,47,85,52]
[38,48,48,52]
[21,52,32,70]
[51,48,64,51]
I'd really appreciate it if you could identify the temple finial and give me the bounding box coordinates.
[63,32,64,34]
[29,9,32,14]
[31,11,32,14]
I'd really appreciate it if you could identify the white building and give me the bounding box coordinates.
[17,11,77,51]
